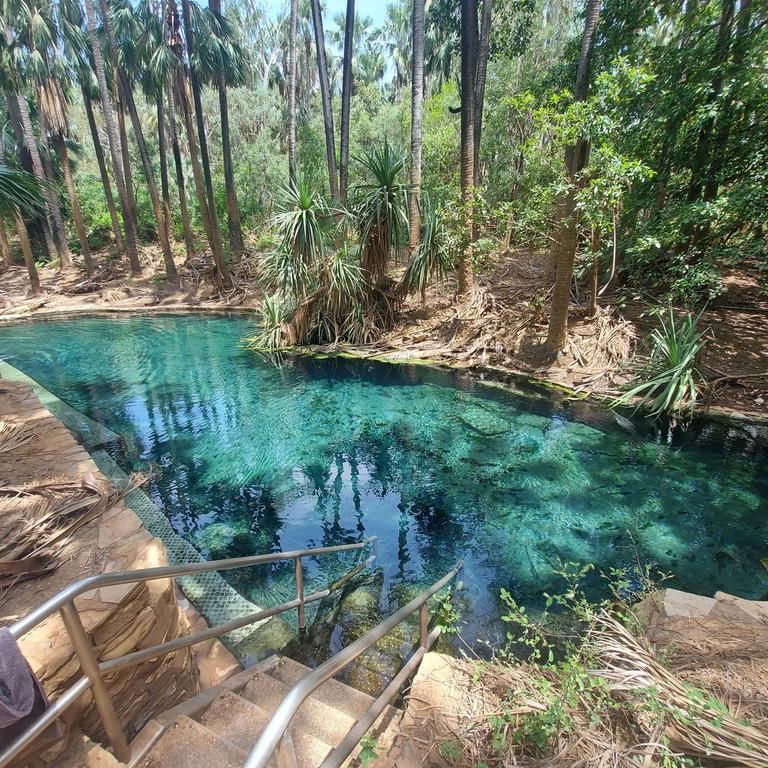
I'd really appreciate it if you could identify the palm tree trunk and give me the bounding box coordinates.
[56,137,94,275]
[339,0,354,203]
[458,0,478,298]
[84,0,141,273]
[14,212,41,294]
[545,0,601,354]
[13,93,68,266]
[117,97,139,236]
[209,0,243,260]
[176,71,227,282]
[180,0,230,286]
[167,81,196,261]
[409,0,426,252]
[37,124,74,271]
[310,0,339,199]
[156,93,173,248]
[0,218,10,267]
[473,0,492,187]
[117,72,178,279]
[82,85,124,253]
[287,0,298,183]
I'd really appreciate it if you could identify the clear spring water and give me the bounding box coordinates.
[1,314,767,653]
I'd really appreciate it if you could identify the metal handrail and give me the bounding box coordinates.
[0,538,374,768]
[244,561,463,768]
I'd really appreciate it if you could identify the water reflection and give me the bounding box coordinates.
[1,314,767,651]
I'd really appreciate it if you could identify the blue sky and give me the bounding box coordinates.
[264,0,389,27]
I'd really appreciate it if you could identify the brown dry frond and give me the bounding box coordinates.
[0,420,36,455]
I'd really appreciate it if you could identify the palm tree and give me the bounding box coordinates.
[338,0,354,203]
[207,0,244,260]
[545,0,601,354]
[408,0,425,252]
[473,0,492,186]
[0,162,43,292]
[166,78,195,260]
[83,0,141,273]
[383,1,411,97]
[179,0,230,285]
[100,0,177,279]
[457,0,477,298]
[310,0,338,199]
[287,0,298,182]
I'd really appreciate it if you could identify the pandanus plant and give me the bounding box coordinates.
[350,139,408,282]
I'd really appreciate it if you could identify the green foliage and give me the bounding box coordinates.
[618,307,709,419]
[358,735,379,766]
[401,201,452,298]
[0,164,44,218]
[244,293,290,350]
[350,139,409,280]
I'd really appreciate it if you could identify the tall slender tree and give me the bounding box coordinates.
[457,0,478,298]
[545,0,601,354]
[310,0,338,199]
[83,0,141,273]
[338,0,354,203]
[473,0,492,187]
[408,0,425,251]
[100,0,177,279]
[166,79,195,260]
[180,0,230,284]
[287,0,298,183]
[208,0,243,260]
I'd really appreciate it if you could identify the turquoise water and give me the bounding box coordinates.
[1,314,767,649]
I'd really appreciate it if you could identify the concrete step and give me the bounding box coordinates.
[137,715,245,768]
[54,732,125,768]
[242,671,357,747]
[268,657,377,721]
[200,689,332,768]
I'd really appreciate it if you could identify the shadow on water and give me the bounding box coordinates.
[1,314,767,669]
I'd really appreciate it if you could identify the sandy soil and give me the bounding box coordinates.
[1,246,766,420]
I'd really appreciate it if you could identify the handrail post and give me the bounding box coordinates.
[276,730,298,768]
[294,558,305,630]
[59,601,131,763]
[419,603,429,649]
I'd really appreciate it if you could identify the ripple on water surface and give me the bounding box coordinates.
[1,314,767,654]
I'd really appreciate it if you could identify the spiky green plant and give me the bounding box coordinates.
[350,140,408,281]
[274,178,328,268]
[617,307,709,418]
[0,164,44,218]
[401,202,452,301]
[244,293,292,349]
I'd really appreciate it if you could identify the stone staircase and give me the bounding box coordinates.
[58,655,401,768]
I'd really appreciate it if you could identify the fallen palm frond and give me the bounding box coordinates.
[0,475,117,591]
[591,612,768,768]
[0,420,36,455]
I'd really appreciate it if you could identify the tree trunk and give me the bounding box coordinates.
[36,123,74,271]
[176,71,226,280]
[157,93,174,249]
[686,0,736,203]
[13,93,66,266]
[408,0,426,252]
[0,217,10,267]
[84,0,140,273]
[82,85,124,252]
[117,97,139,239]
[287,0,298,183]
[180,0,230,286]
[210,0,243,260]
[339,0,355,203]
[473,0,492,187]
[56,137,94,275]
[167,81,196,261]
[545,0,601,355]
[458,0,478,298]
[310,0,339,199]
[14,212,41,295]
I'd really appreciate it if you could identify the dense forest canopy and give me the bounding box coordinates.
[0,0,765,360]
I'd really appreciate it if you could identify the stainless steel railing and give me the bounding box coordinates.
[245,561,464,768]
[0,539,375,768]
